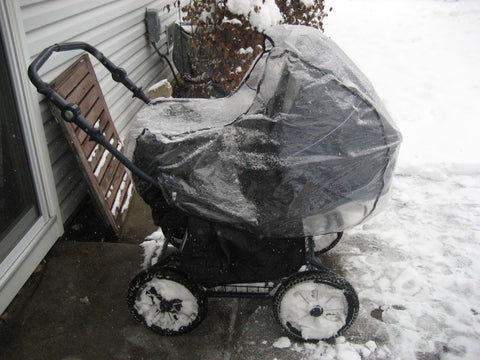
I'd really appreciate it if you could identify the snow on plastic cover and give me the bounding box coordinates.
[126,25,402,238]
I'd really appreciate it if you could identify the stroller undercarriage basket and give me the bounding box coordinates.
[28,25,401,341]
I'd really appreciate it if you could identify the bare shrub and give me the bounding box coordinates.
[177,0,330,97]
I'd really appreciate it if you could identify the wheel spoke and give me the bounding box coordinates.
[182,312,196,321]
[295,291,311,305]
[325,308,344,312]
[323,295,335,306]
[314,285,319,300]
[177,306,196,320]
[152,310,164,325]
[299,313,313,320]
[323,315,341,322]
[295,317,315,330]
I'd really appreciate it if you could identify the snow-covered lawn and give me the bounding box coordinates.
[283,0,480,358]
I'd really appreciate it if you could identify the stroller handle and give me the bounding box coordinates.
[28,42,159,189]
[29,42,151,104]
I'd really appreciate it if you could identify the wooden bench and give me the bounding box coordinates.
[50,54,134,235]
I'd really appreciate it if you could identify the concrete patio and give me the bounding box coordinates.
[0,194,327,360]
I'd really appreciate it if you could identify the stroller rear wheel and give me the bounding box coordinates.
[273,270,358,341]
[127,267,207,335]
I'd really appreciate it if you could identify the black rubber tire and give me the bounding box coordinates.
[127,267,207,335]
[273,270,359,341]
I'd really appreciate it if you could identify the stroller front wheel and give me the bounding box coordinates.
[127,267,207,335]
[273,270,358,341]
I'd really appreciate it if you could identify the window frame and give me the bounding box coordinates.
[0,0,63,314]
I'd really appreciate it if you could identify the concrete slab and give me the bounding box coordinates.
[0,195,370,360]
[0,241,309,360]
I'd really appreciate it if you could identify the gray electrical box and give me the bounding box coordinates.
[145,9,161,44]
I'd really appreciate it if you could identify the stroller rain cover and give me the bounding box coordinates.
[127,25,402,239]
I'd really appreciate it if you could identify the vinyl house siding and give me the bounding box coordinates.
[20,0,182,222]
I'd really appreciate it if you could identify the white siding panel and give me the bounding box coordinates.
[22,0,118,32]
[27,1,150,56]
[59,181,89,223]
[32,12,148,81]
[20,0,49,6]
[22,0,185,222]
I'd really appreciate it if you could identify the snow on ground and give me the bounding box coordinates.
[273,0,480,359]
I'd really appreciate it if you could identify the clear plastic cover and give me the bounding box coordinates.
[126,25,402,238]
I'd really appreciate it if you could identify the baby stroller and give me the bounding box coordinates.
[28,25,401,341]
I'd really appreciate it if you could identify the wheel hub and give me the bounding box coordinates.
[146,286,182,313]
[160,298,182,313]
[310,306,324,317]
[160,299,173,312]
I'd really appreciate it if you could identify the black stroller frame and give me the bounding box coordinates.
[29,42,359,342]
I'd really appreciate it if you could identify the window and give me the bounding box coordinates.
[0,34,39,262]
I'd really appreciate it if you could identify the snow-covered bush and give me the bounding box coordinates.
[181,0,330,96]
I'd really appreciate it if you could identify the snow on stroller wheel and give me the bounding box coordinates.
[127,267,207,335]
[273,270,359,341]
